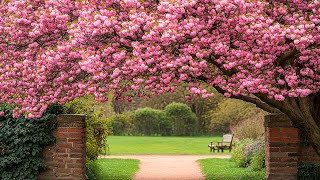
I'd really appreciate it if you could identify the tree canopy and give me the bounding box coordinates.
[1,0,320,155]
[0,0,319,118]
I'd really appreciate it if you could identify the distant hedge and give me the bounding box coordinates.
[110,102,197,136]
[134,107,172,136]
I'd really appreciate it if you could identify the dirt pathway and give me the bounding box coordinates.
[99,155,231,180]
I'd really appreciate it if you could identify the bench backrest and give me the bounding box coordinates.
[222,134,233,146]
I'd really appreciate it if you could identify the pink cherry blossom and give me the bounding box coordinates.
[0,0,319,118]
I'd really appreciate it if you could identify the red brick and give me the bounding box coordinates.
[56,142,73,148]
[67,138,83,143]
[56,148,67,153]
[57,154,69,158]
[270,167,297,173]
[57,168,72,173]
[71,168,85,173]
[67,148,83,153]
[68,128,84,133]
[270,137,281,142]
[286,131,299,137]
[281,128,299,134]
[69,153,83,158]
[72,143,85,148]
[270,131,286,138]
[282,137,300,143]
[56,133,70,138]
[67,163,83,168]
[270,152,288,158]
[270,147,280,152]
[269,162,297,167]
[57,162,67,168]
[57,127,68,133]
[280,147,298,152]
[269,128,281,134]
[69,133,84,138]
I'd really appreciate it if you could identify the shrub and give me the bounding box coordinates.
[231,139,254,167]
[157,110,172,136]
[165,102,197,136]
[0,104,59,180]
[64,96,109,161]
[242,137,265,163]
[250,149,265,171]
[232,137,265,170]
[298,163,320,180]
[133,107,172,136]
[110,112,134,135]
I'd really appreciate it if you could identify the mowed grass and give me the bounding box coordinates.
[197,158,266,180]
[104,136,225,155]
[86,158,140,180]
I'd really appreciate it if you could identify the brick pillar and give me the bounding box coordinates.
[38,114,86,180]
[265,114,299,180]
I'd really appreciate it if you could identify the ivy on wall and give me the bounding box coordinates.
[0,104,60,180]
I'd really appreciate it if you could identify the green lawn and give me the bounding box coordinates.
[86,158,140,180]
[104,136,225,155]
[198,158,266,180]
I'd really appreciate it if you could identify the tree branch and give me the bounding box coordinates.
[214,85,281,113]
[195,76,280,113]
[277,48,298,67]
[205,55,237,76]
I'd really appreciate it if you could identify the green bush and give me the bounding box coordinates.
[64,96,109,161]
[110,112,134,135]
[231,139,254,167]
[133,107,172,136]
[0,104,58,180]
[250,150,265,171]
[298,163,320,180]
[165,102,197,136]
[232,137,265,170]
[157,110,172,136]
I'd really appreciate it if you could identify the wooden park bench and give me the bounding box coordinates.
[208,134,234,152]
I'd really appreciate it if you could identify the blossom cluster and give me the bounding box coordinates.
[0,0,319,118]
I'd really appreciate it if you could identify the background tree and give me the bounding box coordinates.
[0,1,319,154]
[112,84,220,134]
[165,102,197,136]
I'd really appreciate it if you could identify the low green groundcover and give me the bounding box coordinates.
[0,104,61,180]
[298,163,320,180]
[198,158,266,180]
[86,158,140,180]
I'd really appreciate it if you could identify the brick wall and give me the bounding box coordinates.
[38,114,86,180]
[265,114,320,180]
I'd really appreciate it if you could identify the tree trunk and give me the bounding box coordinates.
[275,93,320,156]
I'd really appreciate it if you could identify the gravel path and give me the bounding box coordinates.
[99,155,231,180]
